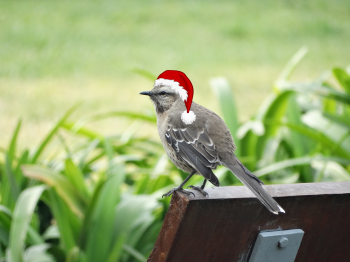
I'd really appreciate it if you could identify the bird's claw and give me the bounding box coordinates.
[187,185,209,197]
[162,187,195,198]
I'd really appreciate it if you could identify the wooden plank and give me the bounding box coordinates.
[148,181,350,262]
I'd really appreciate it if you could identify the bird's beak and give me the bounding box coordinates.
[139,91,151,96]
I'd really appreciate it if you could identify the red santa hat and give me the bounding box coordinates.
[154,70,196,125]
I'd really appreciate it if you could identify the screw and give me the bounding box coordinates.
[278,237,289,248]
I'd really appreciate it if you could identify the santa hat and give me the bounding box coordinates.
[154,70,196,125]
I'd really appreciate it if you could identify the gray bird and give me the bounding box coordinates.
[140,77,285,215]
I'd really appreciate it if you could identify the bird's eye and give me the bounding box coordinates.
[160,91,167,96]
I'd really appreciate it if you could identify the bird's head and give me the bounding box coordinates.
[140,85,182,114]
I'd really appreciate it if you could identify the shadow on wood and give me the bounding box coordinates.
[148,182,350,262]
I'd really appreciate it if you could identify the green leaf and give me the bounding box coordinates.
[134,174,151,194]
[286,95,309,156]
[0,205,43,248]
[5,155,20,204]
[286,84,350,105]
[313,160,350,182]
[23,244,55,262]
[323,97,337,114]
[8,120,22,164]
[122,244,146,262]
[31,104,80,164]
[82,111,157,126]
[79,179,106,250]
[282,122,350,159]
[22,165,86,218]
[0,205,12,246]
[285,95,313,182]
[62,111,156,141]
[131,68,157,82]
[45,190,79,252]
[42,225,60,240]
[106,233,127,262]
[323,112,350,130]
[104,138,114,163]
[148,175,173,194]
[61,122,105,141]
[0,226,10,247]
[85,166,126,262]
[254,156,350,177]
[333,68,350,95]
[64,159,89,199]
[268,173,300,184]
[66,246,86,262]
[2,120,23,208]
[256,91,294,160]
[276,47,308,83]
[210,77,240,156]
[318,87,350,105]
[237,120,264,138]
[27,226,44,246]
[0,205,12,220]
[302,110,350,153]
[8,185,46,262]
[15,150,30,187]
[78,139,101,169]
[120,121,143,144]
[113,195,159,261]
[239,130,259,170]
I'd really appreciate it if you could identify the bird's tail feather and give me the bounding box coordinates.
[226,157,285,215]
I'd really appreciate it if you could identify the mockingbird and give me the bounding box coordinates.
[140,70,285,215]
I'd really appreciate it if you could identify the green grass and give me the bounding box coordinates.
[1,0,350,148]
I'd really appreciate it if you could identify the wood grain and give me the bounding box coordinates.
[148,181,350,262]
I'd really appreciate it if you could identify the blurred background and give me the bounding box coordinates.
[1,0,350,147]
[0,0,350,261]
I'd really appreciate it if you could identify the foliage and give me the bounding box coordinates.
[0,108,169,262]
[211,47,350,184]
[0,50,350,261]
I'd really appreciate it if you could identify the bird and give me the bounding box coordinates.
[140,70,285,215]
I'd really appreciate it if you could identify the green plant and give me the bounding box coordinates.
[0,106,171,262]
[0,49,349,262]
[210,47,350,184]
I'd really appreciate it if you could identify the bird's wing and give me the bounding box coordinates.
[165,125,220,186]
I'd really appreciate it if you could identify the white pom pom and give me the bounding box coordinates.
[181,110,196,125]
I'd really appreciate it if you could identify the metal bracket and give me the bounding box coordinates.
[249,229,304,262]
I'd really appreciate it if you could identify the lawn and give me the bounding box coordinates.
[1,0,349,148]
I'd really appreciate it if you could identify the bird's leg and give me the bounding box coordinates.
[201,179,207,189]
[187,179,208,197]
[162,171,196,198]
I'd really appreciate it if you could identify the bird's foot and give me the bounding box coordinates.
[187,185,208,197]
[162,187,195,198]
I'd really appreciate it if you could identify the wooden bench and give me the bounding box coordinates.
[148,181,350,262]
